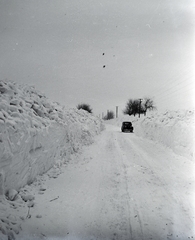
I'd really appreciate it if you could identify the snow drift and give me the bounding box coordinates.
[0,80,104,194]
[109,110,194,161]
[0,80,194,239]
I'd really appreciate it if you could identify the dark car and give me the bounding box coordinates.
[121,121,133,133]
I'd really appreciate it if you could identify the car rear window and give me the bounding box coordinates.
[124,123,128,125]
[123,122,132,126]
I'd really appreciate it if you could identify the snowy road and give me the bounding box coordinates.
[18,124,195,240]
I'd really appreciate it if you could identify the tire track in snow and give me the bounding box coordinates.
[113,132,144,240]
[115,130,195,239]
[96,130,133,240]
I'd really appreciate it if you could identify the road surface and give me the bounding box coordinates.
[18,124,195,240]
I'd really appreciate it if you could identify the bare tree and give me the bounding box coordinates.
[77,103,92,113]
[123,99,140,116]
[142,98,156,115]
[123,98,156,116]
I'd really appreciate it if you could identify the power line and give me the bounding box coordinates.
[156,88,194,106]
[151,74,194,101]
[157,78,194,96]
[150,65,194,95]
[152,72,194,97]
[156,79,194,100]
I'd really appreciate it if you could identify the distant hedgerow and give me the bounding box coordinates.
[103,110,115,120]
[77,103,92,113]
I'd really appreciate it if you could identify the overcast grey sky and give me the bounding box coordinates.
[0,0,194,115]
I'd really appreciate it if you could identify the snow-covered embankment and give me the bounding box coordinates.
[133,110,194,160]
[0,80,104,194]
[109,110,194,161]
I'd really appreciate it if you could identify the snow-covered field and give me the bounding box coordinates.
[0,80,194,240]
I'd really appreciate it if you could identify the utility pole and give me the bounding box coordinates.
[116,106,118,118]
[139,99,142,118]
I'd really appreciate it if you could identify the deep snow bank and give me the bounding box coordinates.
[109,110,194,161]
[0,80,104,194]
